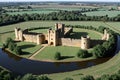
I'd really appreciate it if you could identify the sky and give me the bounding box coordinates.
[0,0,119,2]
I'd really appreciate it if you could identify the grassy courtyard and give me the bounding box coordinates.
[34,46,94,62]
[70,28,102,39]
[33,28,102,61]
[16,42,42,58]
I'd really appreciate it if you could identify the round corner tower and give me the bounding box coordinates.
[81,36,90,49]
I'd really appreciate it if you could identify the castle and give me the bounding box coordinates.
[15,23,109,49]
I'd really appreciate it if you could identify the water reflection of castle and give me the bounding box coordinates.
[15,23,109,49]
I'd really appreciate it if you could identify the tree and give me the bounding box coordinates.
[98,74,112,80]
[3,73,11,80]
[13,46,22,55]
[54,52,61,60]
[20,74,36,80]
[37,75,51,80]
[8,41,16,51]
[92,45,106,58]
[5,37,13,48]
[2,43,6,49]
[98,26,105,33]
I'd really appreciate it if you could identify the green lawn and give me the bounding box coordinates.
[34,46,94,62]
[30,29,48,34]
[83,11,120,17]
[47,52,120,80]
[71,28,102,39]
[16,42,42,58]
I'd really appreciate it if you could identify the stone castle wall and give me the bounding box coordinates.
[23,34,37,43]
[61,38,81,47]
[15,23,110,49]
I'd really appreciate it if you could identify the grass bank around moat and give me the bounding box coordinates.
[46,52,120,80]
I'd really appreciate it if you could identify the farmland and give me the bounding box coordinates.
[83,11,120,17]
[6,4,98,15]
[7,9,58,15]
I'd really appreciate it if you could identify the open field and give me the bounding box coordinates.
[0,32,15,47]
[47,52,120,80]
[6,5,98,15]
[0,21,108,33]
[83,11,120,17]
[31,5,98,9]
[7,10,58,15]
[16,42,42,58]
[105,22,120,33]
[1,21,120,34]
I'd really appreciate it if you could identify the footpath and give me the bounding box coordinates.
[29,44,48,59]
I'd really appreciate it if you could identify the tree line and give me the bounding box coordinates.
[0,11,120,26]
[0,65,120,80]
[2,38,22,55]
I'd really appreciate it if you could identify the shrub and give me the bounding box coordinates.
[8,41,16,51]
[63,77,73,80]
[98,74,112,80]
[37,75,51,80]
[92,45,106,58]
[77,49,89,58]
[54,52,61,60]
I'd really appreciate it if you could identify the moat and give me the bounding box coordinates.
[0,49,111,75]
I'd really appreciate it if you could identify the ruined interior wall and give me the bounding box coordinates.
[23,34,37,43]
[61,38,81,47]
[90,40,105,48]
[64,27,72,34]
